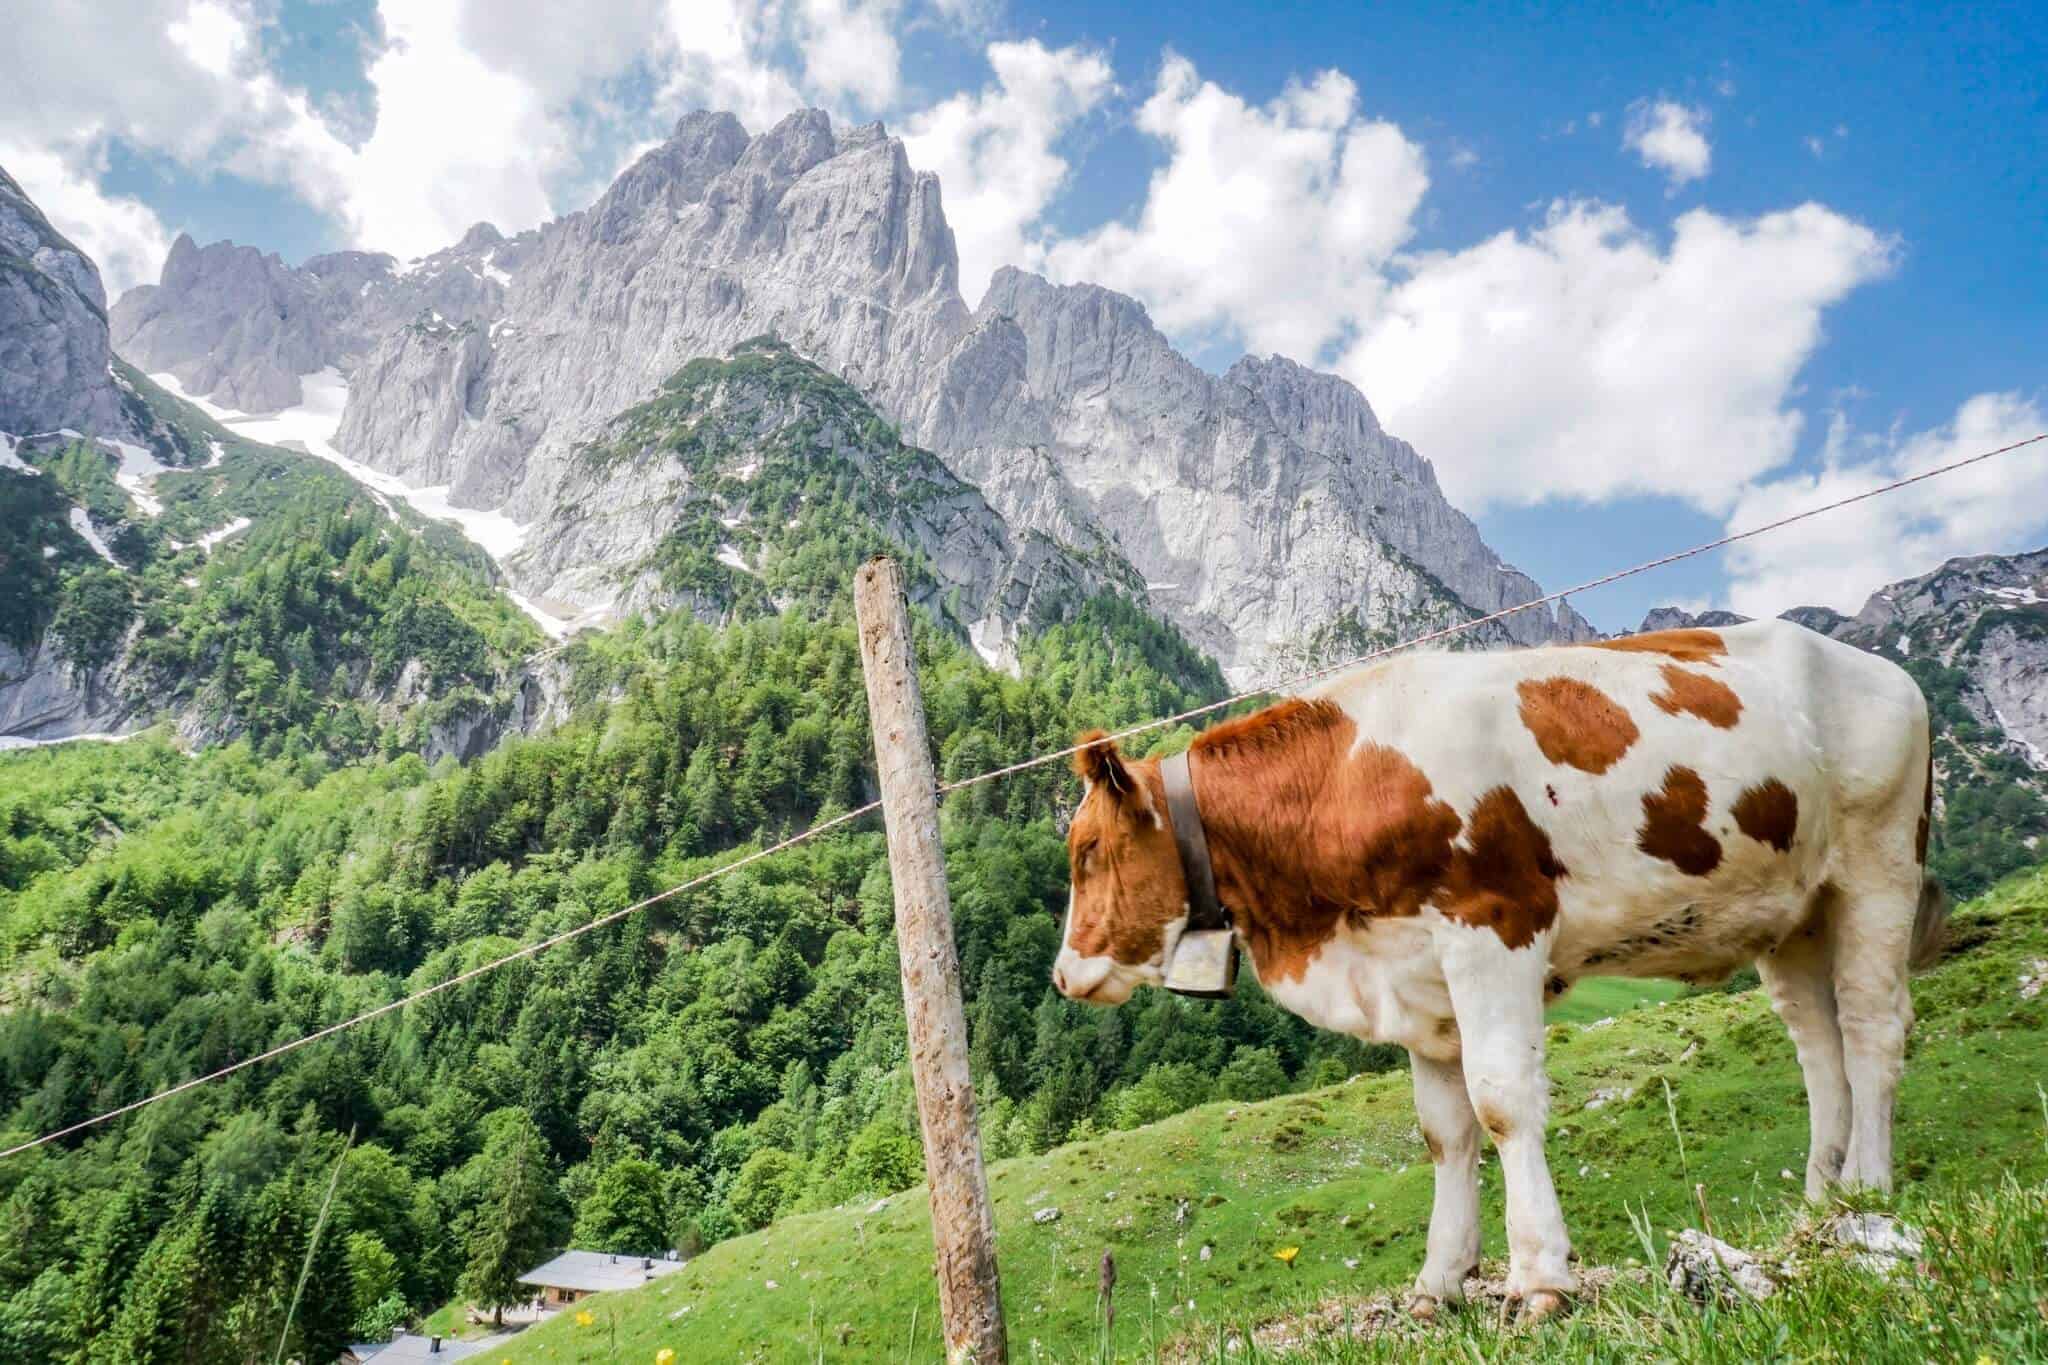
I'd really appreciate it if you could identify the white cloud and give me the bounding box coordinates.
[0,144,173,297]
[796,0,904,112]
[0,0,280,292]
[651,0,803,135]
[1041,54,1427,360]
[901,39,1113,303]
[334,2,574,257]
[1625,100,1711,188]
[454,0,664,102]
[1722,393,2048,616]
[6,1,268,170]
[4,0,826,283]
[1338,201,1896,512]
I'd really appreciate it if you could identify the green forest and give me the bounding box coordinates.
[0,578,1393,1359]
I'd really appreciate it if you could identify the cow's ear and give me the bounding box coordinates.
[1074,730,1137,798]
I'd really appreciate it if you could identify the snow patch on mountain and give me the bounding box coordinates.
[149,369,568,634]
[69,507,119,564]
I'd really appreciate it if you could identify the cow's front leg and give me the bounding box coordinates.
[1439,925,1575,1316]
[1408,1050,1480,1318]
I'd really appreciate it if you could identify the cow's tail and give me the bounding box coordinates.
[1908,876,1950,973]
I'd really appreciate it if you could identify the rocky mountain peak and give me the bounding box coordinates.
[590,111,749,240]
[737,107,841,181]
[511,337,1140,665]
[1637,606,1751,633]
[455,221,504,252]
[1229,353,1386,448]
[103,106,1592,679]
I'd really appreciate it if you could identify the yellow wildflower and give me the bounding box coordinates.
[658,1351,677,1365]
[575,1308,595,1328]
[1274,1246,1300,1266]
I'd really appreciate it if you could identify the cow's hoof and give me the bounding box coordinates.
[1406,1293,1441,1322]
[1521,1289,1571,1321]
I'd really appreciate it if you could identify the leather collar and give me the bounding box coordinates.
[1159,749,1228,932]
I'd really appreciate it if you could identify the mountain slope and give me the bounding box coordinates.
[908,268,1593,669]
[497,868,2048,1362]
[1,363,543,754]
[107,109,1591,682]
[511,337,1143,667]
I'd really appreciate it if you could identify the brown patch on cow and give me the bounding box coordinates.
[1516,676,1640,774]
[1064,741,1185,966]
[1917,748,1934,864]
[1732,778,1799,853]
[1585,628,1728,665]
[1636,765,1722,876]
[1440,787,1570,950]
[1650,663,1743,728]
[1194,703,1465,982]
[1423,1130,1445,1163]
[1475,1103,1512,1142]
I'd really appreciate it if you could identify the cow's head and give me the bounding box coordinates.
[1052,732,1190,1005]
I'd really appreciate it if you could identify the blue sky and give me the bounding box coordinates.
[9,0,2044,630]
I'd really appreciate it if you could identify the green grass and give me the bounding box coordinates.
[503,868,2048,1363]
[418,1301,466,1340]
[1185,1172,2048,1363]
[1544,975,1685,1025]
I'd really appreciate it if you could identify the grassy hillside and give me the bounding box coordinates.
[504,867,2048,1363]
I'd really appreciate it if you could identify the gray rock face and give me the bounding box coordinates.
[111,222,531,413]
[1817,548,2048,771]
[911,270,1595,674]
[0,633,146,741]
[0,164,127,438]
[107,109,1590,680]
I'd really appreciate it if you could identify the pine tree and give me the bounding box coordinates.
[67,1189,149,1362]
[458,1116,560,1327]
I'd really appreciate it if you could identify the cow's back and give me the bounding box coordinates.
[1311,620,1927,982]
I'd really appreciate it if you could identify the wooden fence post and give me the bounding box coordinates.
[853,556,1007,1364]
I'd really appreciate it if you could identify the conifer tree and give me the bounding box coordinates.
[458,1115,561,1327]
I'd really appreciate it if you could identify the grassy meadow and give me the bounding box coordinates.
[501,867,2048,1363]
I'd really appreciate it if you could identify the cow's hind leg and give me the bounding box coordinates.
[1757,906,1850,1200]
[1829,874,1918,1192]
[1438,925,1575,1312]
[1407,1051,1480,1317]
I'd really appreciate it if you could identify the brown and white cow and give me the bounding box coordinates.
[1053,621,1944,1318]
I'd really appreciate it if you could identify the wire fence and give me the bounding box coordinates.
[2,429,2041,1161]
